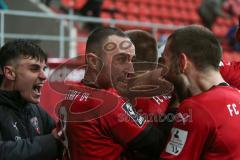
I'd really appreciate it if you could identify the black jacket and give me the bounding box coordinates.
[0,90,59,160]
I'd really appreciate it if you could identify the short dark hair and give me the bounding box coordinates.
[86,27,128,56]
[126,30,157,62]
[168,25,222,71]
[0,40,47,84]
[0,39,47,68]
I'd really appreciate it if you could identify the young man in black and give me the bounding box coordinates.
[0,40,61,160]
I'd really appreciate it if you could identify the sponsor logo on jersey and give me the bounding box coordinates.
[122,103,145,127]
[165,128,188,156]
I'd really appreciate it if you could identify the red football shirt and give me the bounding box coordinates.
[220,61,240,89]
[160,85,240,159]
[133,96,171,125]
[57,83,148,160]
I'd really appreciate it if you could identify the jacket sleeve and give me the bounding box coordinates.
[126,107,177,160]
[37,105,56,134]
[0,134,59,160]
[36,105,63,159]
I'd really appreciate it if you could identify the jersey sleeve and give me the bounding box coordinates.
[134,96,170,115]
[220,61,240,89]
[104,100,149,145]
[160,100,216,160]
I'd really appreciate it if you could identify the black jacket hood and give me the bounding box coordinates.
[0,90,27,110]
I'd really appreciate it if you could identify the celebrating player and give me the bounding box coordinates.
[160,25,240,159]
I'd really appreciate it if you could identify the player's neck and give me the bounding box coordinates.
[0,80,15,91]
[188,70,225,96]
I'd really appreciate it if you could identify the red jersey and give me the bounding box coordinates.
[134,96,171,125]
[220,61,240,89]
[58,83,148,160]
[160,85,240,159]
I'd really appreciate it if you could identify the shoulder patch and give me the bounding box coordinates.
[165,128,188,156]
[122,103,145,127]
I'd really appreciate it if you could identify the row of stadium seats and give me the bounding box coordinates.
[100,0,238,38]
[59,0,239,62]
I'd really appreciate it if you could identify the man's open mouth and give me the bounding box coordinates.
[32,84,43,95]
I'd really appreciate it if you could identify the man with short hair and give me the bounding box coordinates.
[125,30,173,122]
[58,27,173,160]
[126,30,158,64]
[160,25,240,159]
[0,40,61,160]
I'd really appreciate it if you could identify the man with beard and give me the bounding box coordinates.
[125,30,174,124]
[125,29,240,130]
[0,40,61,160]
[57,27,174,160]
[117,30,174,160]
[160,25,240,159]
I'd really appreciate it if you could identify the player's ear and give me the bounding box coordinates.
[86,53,101,70]
[179,53,188,73]
[3,65,16,80]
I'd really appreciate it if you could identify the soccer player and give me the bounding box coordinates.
[125,30,173,123]
[58,27,174,160]
[160,25,240,159]
[220,17,240,89]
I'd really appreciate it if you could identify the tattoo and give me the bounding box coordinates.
[103,40,133,52]
[119,40,132,50]
[103,42,117,52]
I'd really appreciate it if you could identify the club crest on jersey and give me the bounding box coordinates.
[122,103,145,127]
[30,117,40,135]
[165,128,188,156]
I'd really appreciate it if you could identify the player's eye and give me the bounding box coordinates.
[29,66,40,72]
[118,56,127,63]
[115,54,129,64]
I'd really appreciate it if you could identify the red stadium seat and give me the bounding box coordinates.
[97,0,240,62]
[61,0,87,9]
[158,7,171,19]
[114,13,126,21]
[102,0,115,10]
[139,4,150,16]
[152,0,160,5]
[139,0,152,5]
[127,14,139,21]
[115,1,127,13]
[151,17,161,24]
[100,12,112,19]
[127,2,139,15]
[158,0,169,8]
[139,16,151,23]
[170,8,182,20]
[151,5,160,18]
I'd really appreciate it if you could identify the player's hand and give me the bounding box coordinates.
[51,128,63,140]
